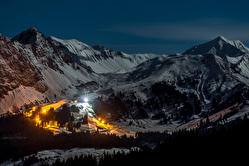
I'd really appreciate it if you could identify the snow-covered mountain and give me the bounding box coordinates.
[0,28,99,114]
[184,36,249,86]
[1,28,249,121]
[0,27,159,114]
[49,36,159,74]
[92,36,249,120]
[112,54,243,106]
[183,36,249,59]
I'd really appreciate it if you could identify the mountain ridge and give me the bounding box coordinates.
[1,27,249,121]
[49,36,160,73]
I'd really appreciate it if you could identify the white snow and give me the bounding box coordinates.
[110,118,179,134]
[227,106,249,121]
[2,147,139,166]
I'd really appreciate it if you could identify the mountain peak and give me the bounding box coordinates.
[12,27,44,44]
[213,36,236,46]
[183,36,249,58]
[26,27,40,33]
[216,35,228,41]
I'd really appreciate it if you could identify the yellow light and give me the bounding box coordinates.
[101,120,105,124]
[43,110,46,113]
[32,106,36,111]
[47,125,50,127]
[36,118,39,121]
[98,118,101,121]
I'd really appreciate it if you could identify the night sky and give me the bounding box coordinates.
[1,0,249,54]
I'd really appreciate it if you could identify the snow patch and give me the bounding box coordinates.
[0,86,44,114]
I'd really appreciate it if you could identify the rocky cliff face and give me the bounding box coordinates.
[0,35,46,98]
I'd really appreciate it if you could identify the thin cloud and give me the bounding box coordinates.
[106,43,183,54]
[112,20,249,42]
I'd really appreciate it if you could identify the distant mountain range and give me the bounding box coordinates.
[49,36,159,74]
[1,27,249,120]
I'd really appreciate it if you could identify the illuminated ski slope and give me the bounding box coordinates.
[42,100,68,112]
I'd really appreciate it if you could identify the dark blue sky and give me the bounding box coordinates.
[1,0,249,54]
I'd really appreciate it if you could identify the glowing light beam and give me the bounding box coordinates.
[84,98,88,103]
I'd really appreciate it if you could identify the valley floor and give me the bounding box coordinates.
[36,97,249,138]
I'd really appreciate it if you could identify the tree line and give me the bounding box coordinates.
[21,114,249,166]
[0,113,136,163]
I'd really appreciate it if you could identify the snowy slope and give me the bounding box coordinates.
[101,54,241,108]
[49,36,159,73]
[3,147,137,166]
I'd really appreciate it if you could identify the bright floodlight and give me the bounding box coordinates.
[84,98,88,103]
